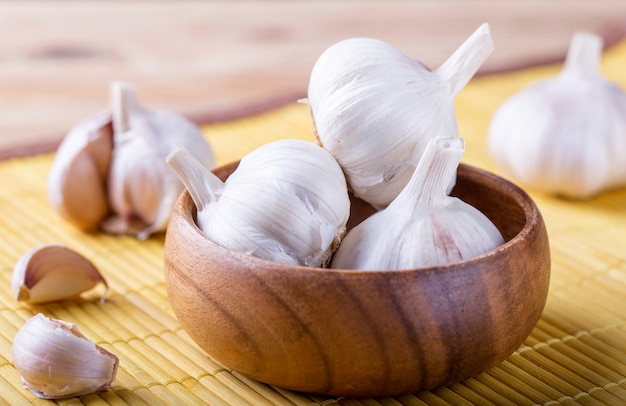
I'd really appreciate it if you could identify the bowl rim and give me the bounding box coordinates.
[172,162,543,275]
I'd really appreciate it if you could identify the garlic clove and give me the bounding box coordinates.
[11,244,108,304]
[167,140,351,267]
[488,31,626,199]
[47,111,113,231]
[12,313,119,399]
[307,23,493,209]
[102,81,216,239]
[331,136,504,270]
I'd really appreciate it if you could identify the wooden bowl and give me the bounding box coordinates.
[164,161,550,397]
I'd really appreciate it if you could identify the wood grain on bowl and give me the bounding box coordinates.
[163,162,550,397]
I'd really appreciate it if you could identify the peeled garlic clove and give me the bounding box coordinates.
[331,137,504,270]
[47,111,113,230]
[102,81,216,239]
[307,23,494,209]
[12,313,119,399]
[488,31,626,199]
[11,244,108,304]
[167,139,351,267]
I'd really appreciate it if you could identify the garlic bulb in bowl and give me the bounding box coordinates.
[331,136,504,270]
[488,31,626,199]
[306,23,494,208]
[166,139,350,267]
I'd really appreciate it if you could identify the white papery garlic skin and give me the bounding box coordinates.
[488,32,626,199]
[48,81,215,239]
[167,139,351,267]
[12,313,119,400]
[331,137,504,271]
[306,23,494,209]
[11,244,108,304]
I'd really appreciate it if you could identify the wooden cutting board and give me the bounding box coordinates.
[1,0,625,159]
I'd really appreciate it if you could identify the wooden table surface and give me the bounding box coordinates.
[1,0,625,159]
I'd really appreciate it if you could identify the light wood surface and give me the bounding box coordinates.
[1,0,625,158]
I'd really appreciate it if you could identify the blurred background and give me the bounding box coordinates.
[0,0,625,158]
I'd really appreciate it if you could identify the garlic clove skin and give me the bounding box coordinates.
[47,111,113,231]
[307,23,494,209]
[12,313,119,399]
[101,81,216,239]
[167,140,351,267]
[331,136,504,271]
[11,244,108,304]
[488,31,626,199]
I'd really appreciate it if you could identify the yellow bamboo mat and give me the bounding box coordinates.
[2,37,626,405]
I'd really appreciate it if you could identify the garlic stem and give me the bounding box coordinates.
[436,23,494,98]
[393,137,465,210]
[563,32,603,77]
[166,146,224,212]
[111,81,139,134]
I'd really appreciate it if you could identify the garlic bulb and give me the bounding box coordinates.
[488,31,626,199]
[306,23,494,209]
[331,137,504,270]
[12,244,108,304]
[48,81,215,239]
[12,313,119,399]
[167,139,351,267]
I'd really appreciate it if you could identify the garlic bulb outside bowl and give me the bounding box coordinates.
[163,160,550,397]
[47,81,215,239]
[487,31,626,199]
